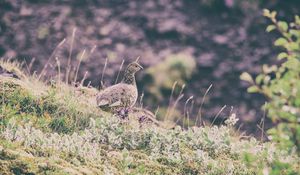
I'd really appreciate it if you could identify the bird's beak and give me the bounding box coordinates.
[135,56,143,69]
[138,63,143,70]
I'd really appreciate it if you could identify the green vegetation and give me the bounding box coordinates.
[1,9,300,174]
[0,60,299,174]
[143,53,196,101]
[241,9,300,154]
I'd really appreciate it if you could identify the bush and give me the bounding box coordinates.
[241,9,300,153]
[142,53,196,102]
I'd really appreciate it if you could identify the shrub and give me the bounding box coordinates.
[241,9,300,153]
[142,53,196,102]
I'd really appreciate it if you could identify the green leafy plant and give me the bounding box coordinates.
[241,9,300,153]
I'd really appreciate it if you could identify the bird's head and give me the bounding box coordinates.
[126,61,143,74]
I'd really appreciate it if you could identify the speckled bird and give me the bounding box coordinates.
[96,61,143,113]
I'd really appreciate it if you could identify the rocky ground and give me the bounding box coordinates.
[0,0,299,134]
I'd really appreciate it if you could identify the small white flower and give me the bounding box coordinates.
[225,113,239,126]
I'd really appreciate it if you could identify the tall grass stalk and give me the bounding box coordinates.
[166,84,185,121]
[65,28,77,84]
[28,58,36,74]
[210,105,226,126]
[183,96,193,128]
[80,71,88,86]
[114,59,125,84]
[38,38,66,80]
[165,81,178,120]
[99,58,108,90]
[55,57,61,86]
[74,49,86,84]
[257,102,267,141]
[139,92,144,108]
[196,84,212,126]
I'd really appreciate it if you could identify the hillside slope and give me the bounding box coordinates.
[0,61,299,174]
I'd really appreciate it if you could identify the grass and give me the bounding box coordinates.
[0,60,299,174]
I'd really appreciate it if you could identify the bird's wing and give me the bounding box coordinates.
[109,100,122,107]
[97,99,110,107]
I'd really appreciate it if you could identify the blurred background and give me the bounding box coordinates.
[0,0,299,135]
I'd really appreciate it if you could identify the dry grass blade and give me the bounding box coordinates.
[165,81,178,120]
[135,56,141,62]
[258,102,267,141]
[196,84,212,126]
[74,49,86,84]
[183,96,193,128]
[90,45,97,54]
[28,58,36,74]
[221,106,234,124]
[55,57,61,85]
[189,100,194,127]
[66,28,77,84]
[98,58,108,90]
[154,106,160,117]
[166,83,185,121]
[210,105,226,127]
[114,59,125,84]
[38,38,66,80]
[101,58,108,82]
[87,81,92,87]
[139,92,144,108]
[22,59,30,75]
[170,93,184,125]
[80,71,88,86]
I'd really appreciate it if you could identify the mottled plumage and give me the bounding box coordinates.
[131,107,160,126]
[0,65,19,79]
[96,61,143,112]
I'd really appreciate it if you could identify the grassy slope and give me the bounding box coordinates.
[0,61,299,175]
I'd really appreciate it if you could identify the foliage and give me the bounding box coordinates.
[241,9,300,153]
[142,53,196,102]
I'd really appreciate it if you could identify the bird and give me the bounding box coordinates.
[96,61,143,115]
[0,65,20,79]
[131,107,160,126]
